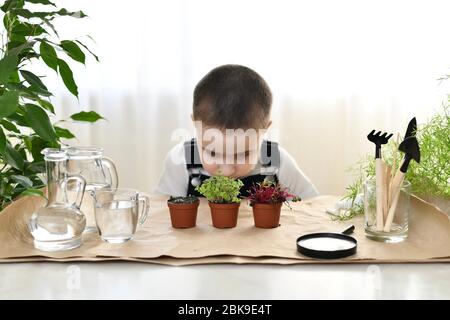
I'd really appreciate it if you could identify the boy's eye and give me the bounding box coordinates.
[209,150,216,157]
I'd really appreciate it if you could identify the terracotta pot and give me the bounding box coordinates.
[252,202,282,228]
[168,201,199,228]
[208,202,240,228]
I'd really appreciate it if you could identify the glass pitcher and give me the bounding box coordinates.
[65,147,118,191]
[65,146,119,232]
[29,149,87,252]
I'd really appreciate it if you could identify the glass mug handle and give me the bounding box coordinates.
[64,174,87,209]
[138,193,150,225]
[102,156,119,189]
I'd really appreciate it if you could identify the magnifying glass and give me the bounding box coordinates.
[296,225,357,259]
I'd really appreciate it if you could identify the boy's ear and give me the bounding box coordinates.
[191,114,194,122]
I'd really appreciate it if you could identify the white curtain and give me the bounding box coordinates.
[41,0,449,195]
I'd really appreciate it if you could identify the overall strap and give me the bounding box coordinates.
[184,138,202,169]
[259,140,280,170]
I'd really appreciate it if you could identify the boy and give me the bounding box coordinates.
[155,64,318,199]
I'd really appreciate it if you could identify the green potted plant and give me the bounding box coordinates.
[195,175,243,228]
[0,0,103,211]
[167,195,199,228]
[247,181,301,228]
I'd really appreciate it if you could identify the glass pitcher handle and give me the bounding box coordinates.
[65,174,86,209]
[102,157,119,189]
[138,193,150,225]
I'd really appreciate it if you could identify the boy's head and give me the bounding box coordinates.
[192,64,273,178]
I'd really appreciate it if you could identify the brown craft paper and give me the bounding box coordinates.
[0,194,450,266]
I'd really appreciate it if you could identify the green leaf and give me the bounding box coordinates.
[7,41,35,56]
[7,81,52,99]
[23,104,57,142]
[11,8,87,19]
[20,70,48,91]
[70,111,104,123]
[57,59,78,97]
[0,91,19,118]
[1,0,24,12]
[6,112,28,127]
[3,12,12,29]
[30,136,47,161]
[11,175,33,188]
[75,40,99,62]
[27,161,45,173]
[21,50,40,61]
[0,54,18,84]
[37,99,55,114]
[20,188,44,198]
[54,126,75,139]
[57,8,87,18]
[23,135,32,152]
[25,0,56,6]
[39,41,58,72]
[42,18,58,36]
[0,127,5,154]
[4,144,24,170]
[60,40,85,64]
[5,82,40,101]
[12,22,46,36]
[1,119,20,133]
[26,85,53,97]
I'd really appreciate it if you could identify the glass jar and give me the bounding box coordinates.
[364,179,411,243]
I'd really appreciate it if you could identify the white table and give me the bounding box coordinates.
[1,262,450,299]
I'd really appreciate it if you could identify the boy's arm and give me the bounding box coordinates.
[277,147,319,199]
[153,143,189,196]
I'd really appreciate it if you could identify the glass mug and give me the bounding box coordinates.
[364,179,411,243]
[94,189,149,243]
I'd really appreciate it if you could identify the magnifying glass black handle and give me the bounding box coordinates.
[341,225,355,235]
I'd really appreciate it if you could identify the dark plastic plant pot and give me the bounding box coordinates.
[167,199,199,228]
[208,202,240,228]
[252,202,282,228]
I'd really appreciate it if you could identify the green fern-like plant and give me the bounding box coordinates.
[195,175,243,204]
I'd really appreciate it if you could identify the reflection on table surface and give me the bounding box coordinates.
[1,262,450,299]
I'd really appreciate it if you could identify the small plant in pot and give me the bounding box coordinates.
[195,175,243,228]
[167,196,199,228]
[248,181,301,228]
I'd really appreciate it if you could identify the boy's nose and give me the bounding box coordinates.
[219,165,235,177]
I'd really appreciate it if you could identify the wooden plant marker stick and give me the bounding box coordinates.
[384,164,392,221]
[375,158,385,231]
[390,133,400,203]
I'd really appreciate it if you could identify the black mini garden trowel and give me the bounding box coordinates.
[384,119,421,232]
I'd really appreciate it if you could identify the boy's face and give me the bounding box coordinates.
[193,120,271,178]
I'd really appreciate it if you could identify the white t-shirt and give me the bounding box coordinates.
[154,141,319,199]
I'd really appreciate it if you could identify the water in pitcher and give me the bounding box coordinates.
[95,200,139,243]
[30,206,86,251]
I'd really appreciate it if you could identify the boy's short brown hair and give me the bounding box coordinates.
[193,64,272,129]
